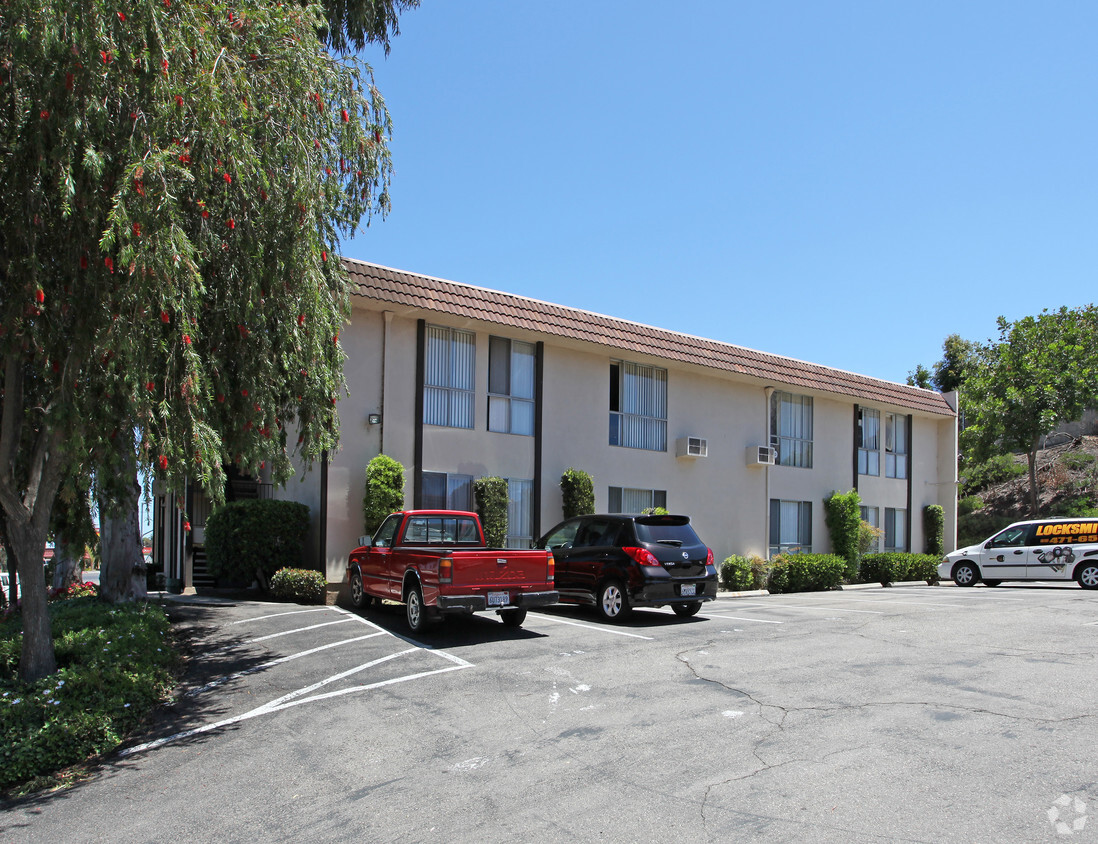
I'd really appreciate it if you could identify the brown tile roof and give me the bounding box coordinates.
[343,258,956,417]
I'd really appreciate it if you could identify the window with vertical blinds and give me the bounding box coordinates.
[505,478,534,548]
[424,325,475,429]
[885,413,908,479]
[609,360,667,451]
[488,336,535,436]
[769,499,812,554]
[858,408,880,476]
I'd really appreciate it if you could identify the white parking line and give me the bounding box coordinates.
[209,617,354,653]
[232,608,332,624]
[704,614,784,624]
[733,601,884,615]
[532,614,655,640]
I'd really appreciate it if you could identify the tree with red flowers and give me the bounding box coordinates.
[0,0,395,682]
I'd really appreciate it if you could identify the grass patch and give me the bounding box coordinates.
[1,597,176,793]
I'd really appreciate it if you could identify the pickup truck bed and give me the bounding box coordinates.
[347,510,558,632]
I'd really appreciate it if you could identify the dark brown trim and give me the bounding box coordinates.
[319,450,329,574]
[906,413,914,552]
[533,341,544,540]
[852,404,860,492]
[413,319,426,508]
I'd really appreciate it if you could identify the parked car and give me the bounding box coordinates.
[347,510,559,632]
[940,517,1098,588]
[536,513,717,621]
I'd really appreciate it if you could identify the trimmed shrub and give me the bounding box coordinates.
[560,468,595,519]
[766,554,846,594]
[824,490,862,579]
[0,598,174,790]
[205,499,311,586]
[720,555,768,591]
[270,568,326,604]
[924,505,945,556]
[861,553,942,585]
[474,476,509,548]
[363,454,405,535]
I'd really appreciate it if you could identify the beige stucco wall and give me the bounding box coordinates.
[318,296,959,581]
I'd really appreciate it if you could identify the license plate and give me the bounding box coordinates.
[680,584,696,597]
[488,591,509,607]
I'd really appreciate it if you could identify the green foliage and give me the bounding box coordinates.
[1049,500,1098,518]
[363,454,405,534]
[719,556,768,591]
[0,598,174,790]
[923,505,945,556]
[906,364,933,389]
[560,468,595,519]
[642,507,669,516]
[205,499,311,584]
[766,554,846,594]
[958,496,985,516]
[823,490,862,578]
[473,477,509,548]
[858,519,883,556]
[933,334,978,394]
[960,454,1025,496]
[860,553,942,586]
[1061,451,1097,472]
[957,511,1015,549]
[270,568,327,604]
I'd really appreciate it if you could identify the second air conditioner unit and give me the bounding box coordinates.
[746,445,777,466]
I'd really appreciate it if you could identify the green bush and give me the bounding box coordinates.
[957,511,1014,549]
[473,476,509,548]
[924,505,945,556]
[719,555,768,591]
[0,598,174,790]
[1049,499,1098,518]
[205,499,311,586]
[363,454,405,535]
[560,468,595,519]
[957,496,984,516]
[766,554,846,594]
[1061,451,1096,472]
[861,553,942,585]
[960,454,1025,495]
[270,568,327,604]
[824,490,862,579]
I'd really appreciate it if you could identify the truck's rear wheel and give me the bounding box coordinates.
[406,585,431,632]
[349,573,370,609]
[500,608,527,628]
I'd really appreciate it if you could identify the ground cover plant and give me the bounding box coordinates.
[0,596,175,791]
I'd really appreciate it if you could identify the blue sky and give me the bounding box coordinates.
[343,1,1098,385]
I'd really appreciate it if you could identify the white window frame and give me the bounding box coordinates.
[885,413,908,479]
[424,325,475,429]
[505,478,535,548]
[858,408,880,476]
[860,505,880,552]
[770,499,812,555]
[609,360,668,452]
[488,336,535,436]
[771,391,813,469]
[608,486,667,514]
[421,472,474,511]
[884,507,907,552]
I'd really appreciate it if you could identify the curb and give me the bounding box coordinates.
[715,580,939,599]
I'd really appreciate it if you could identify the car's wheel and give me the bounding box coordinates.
[349,573,370,609]
[406,584,430,632]
[951,561,979,587]
[1076,563,1098,590]
[596,580,630,621]
[983,580,1002,588]
[673,601,702,618]
[500,608,527,628]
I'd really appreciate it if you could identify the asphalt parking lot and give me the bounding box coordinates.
[4,583,1098,842]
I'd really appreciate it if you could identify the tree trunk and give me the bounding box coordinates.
[7,519,57,681]
[50,533,84,590]
[1027,440,1040,517]
[98,463,147,604]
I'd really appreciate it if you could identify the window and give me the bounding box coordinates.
[884,507,907,552]
[424,325,475,428]
[608,486,667,514]
[771,391,813,468]
[860,505,880,552]
[505,478,534,549]
[489,337,535,436]
[609,360,667,451]
[770,499,812,555]
[404,515,480,545]
[371,514,402,547]
[885,414,908,479]
[421,472,473,511]
[857,408,880,476]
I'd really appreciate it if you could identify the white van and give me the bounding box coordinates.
[940,518,1098,588]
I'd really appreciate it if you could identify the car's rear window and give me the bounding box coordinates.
[634,516,702,546]
[404,516,480,545]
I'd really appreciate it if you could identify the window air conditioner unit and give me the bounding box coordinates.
[675,437,708,458]
[746,445,776,467]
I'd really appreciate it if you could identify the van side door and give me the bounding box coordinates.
[981,524,1033,581]
[1029,522,1084,581]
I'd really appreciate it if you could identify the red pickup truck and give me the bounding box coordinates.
[346,510,559,632]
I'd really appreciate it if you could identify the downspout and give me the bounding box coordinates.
[764,386,774,559]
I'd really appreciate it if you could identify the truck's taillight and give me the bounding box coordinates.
[440,557,453,584]
[546,550,555,583]
[623,546,661,566]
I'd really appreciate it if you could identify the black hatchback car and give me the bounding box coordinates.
[536,513,717,621]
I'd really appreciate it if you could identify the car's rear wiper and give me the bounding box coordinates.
[656,539,683,547]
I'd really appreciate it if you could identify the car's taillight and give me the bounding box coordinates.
[439,557,453,583]
[546,550,554,583]
[706,548,714,566]
[623,546,661,566]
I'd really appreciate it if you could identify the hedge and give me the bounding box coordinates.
[560,468,595,519]
[473,476,509,548]
[767,554,846,594]
[860,553,941,586]
[363,455,405,535]
[719,555,768,591]
[270,568,327,604]
[205,499,311,586]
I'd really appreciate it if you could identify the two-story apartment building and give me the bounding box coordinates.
[154,259,958,587]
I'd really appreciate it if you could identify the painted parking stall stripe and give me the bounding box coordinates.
[530,613,655,640]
